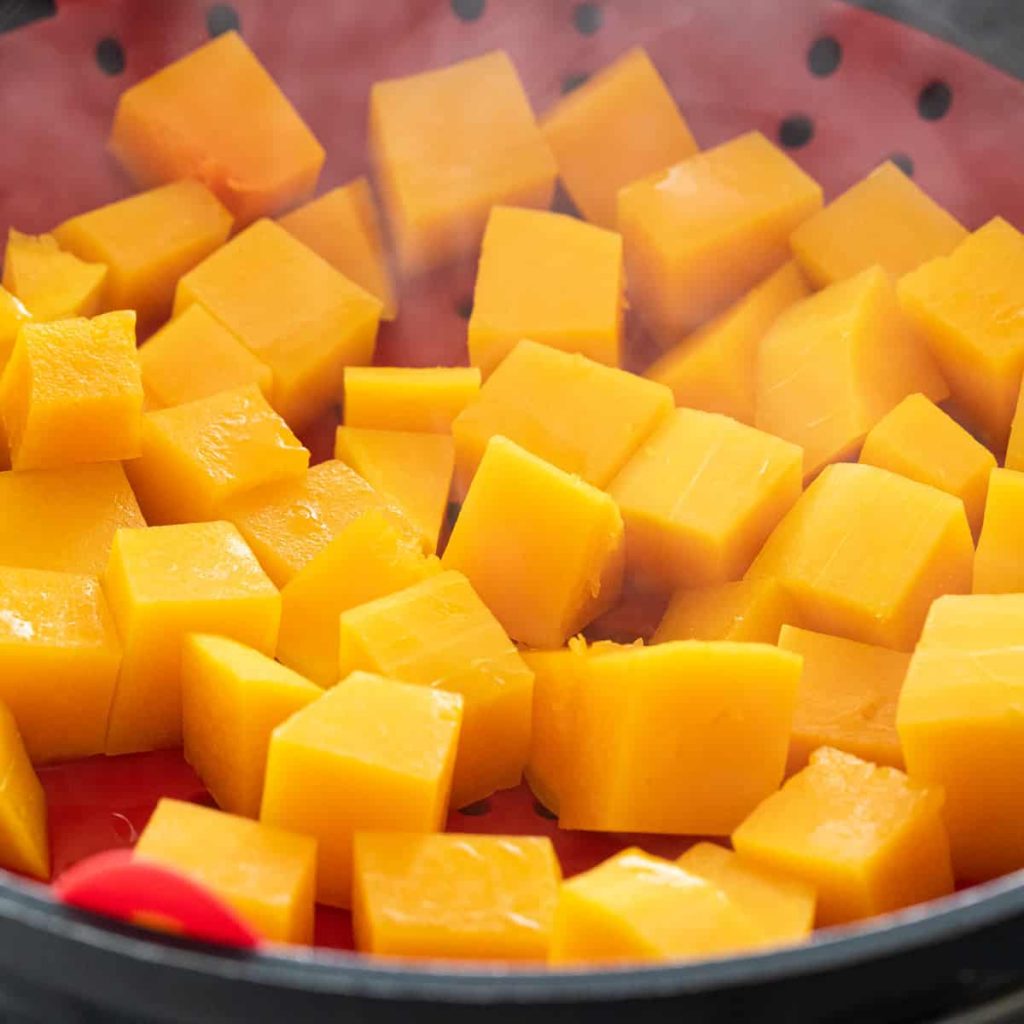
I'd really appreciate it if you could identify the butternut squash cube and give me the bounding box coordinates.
[550,848,762,965]
[618,132,822,345]
[139,304,273,409]
[53,180,233,329]
[0,462,143,575]
[451,339,672,498]
[860,393,995,538]
[917,591,1024,650]
[608,408,803,592]
[0,702,49,880]
[540,46,697,230]
[467,206,623,375]
[343,366,481,434]
[2,229,106,321]
[103,522,280,755]
[443,436,624,648]
[353,833,560,961]
[1005,379,1024,472]
[339,570,533,809]
[898,218,1024,450]
[677,843,815,947]
[0,286,30,372]
[652,578,797,645]
[175,219,381,431]
[756,267,948,479]
[225,459,421,588]
[181,634,322,818]
[0,567,120,764]
[126,384,309,526]
[973,468,1024,594]
[109,31,324,224]
[0,311,143,471]
[277,512,439,687]
[369,50,556,275]
[335,426,453,554]
[136,798,316,944]
[560,641,801,835]
[778,625,908,773]
[278,179,396,319]
[261,671,463,907]
[645,261,809,424]
[732,747,953,926]
[747,463,973,650]
[790,161,967,287]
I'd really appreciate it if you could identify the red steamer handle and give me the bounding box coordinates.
[52,849,261,950]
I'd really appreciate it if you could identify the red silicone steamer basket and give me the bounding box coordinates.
[2,1,1024,1021]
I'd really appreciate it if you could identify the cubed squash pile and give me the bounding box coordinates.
[3,29,1024,968]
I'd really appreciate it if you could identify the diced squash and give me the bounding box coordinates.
[261,671,463,907]
[0,567,120,763]
[645,261,810,424]
[859,393,995,538]
[278,179,396,319]
[443,436,624,648]
[181,634,322,818]
[747,463,973,651]
[898,218,1024,450]
[732,747,953,926]
[136,798,316,944]
[102,522,280,755]
[560,641,801,835]
[109,31,324,224]
[540,46,697,230]
[0,702,49,880]
[467,206,623,375]
[126,384,309,525]
[756,267,948,479]
[343,366,481,434]
[338,570,533,809]
[369,50,556,275]
[353,833,560,961]
[53,180,233,329]
[778,625,907,772]
[175,219,381,431]
[618,132,822,345]
[2,229,107,321]
[918,591,1024,650]
[973,468,1024,594]
[0,286,30,371]
[790,161,967,287]
[608,408,803,592]
[1005,378,1024,472]
[451,339,672,498]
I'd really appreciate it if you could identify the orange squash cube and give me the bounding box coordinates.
[560,641,801,835]
[790,161,967,287]
[778,625,908,773]
[540,47,697,230]
[645,261,810,424]
[181,634,322,818]
[103,522,280,755]
[175,219,381,431]
[608,408,803,592]
[1004,379,1024,472]
[0,566,121,764]
[109,31,324,224]
[452,339,672,498]
[0,286,30,372]
[0,702,49,880]
[53,180,233,329]
[339,570,533,809]
[278,179,396,319]
[898,218,1024,450]
[2,229,106,321]
[261,671,463,907]
[369,51,556,275]
[618,132,822,345]
[443,436,624,648]
[756,267,948,479]
[467,206,623,375]
[973,468,1024,594]
[747,463,973,651]
[859,393,995,538]
[136,798,316,944]
[0,311,142,471]
[732,747,953,926]
[343,366,481,434]
[353,833,560,961]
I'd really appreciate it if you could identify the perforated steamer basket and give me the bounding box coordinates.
[2,1,1024,1021]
